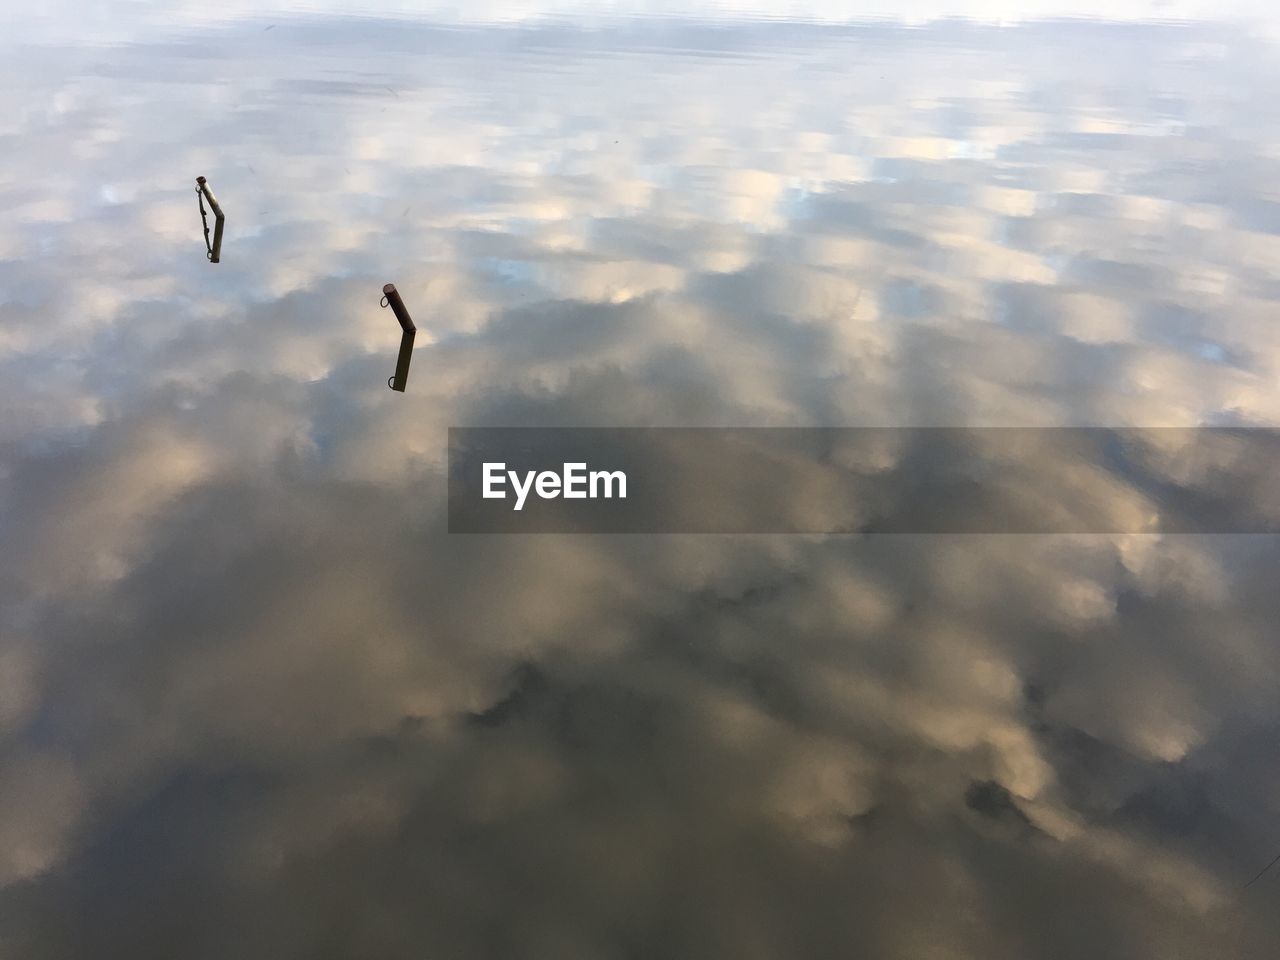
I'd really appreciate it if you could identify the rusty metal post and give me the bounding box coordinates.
[196,176,226,263]
[382,283,416,392]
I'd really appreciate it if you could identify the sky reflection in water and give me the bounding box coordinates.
[2,3,1280,957]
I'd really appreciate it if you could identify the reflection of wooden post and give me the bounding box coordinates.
[383,283,416,392]
[196,176,225,263]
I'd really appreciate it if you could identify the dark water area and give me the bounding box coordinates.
[2,2,1280,957]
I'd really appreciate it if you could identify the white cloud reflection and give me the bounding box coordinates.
[1,7,1279,959]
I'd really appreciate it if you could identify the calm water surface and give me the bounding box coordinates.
[2,2,1280,957]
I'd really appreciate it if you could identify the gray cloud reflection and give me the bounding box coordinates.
[2,7,1280,959]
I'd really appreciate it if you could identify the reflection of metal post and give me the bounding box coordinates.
[382,283,416,392]
[196,176,226,263]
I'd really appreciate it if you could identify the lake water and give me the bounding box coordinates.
[2,2,1280,957]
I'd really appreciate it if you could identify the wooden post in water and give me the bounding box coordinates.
[196,176,226,263]
[382,283,416,392]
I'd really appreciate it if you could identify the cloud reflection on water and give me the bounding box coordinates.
[2,8,1280,958]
